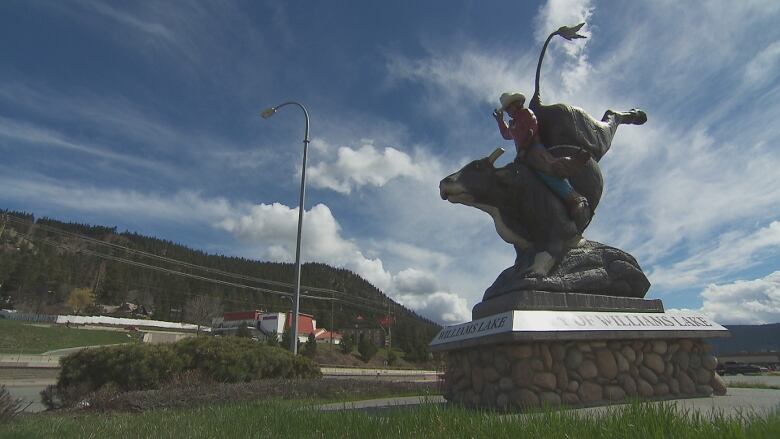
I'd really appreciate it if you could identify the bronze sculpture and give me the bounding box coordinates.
[440,24,649,301]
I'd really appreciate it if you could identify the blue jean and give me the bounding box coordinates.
[535,170,573,199]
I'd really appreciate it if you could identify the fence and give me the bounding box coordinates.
[0,311,57,323]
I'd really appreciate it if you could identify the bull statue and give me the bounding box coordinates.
[440,23,648,287]
[440,145,600,277]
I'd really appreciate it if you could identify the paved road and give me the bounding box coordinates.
[317,388,780,419]
[2,384,49,413]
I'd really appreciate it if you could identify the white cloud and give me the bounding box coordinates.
[533,0,594,94]
[394,268,440,295]
[378,241,452,273]
[394,291,471,325]
[218,202,393,291]
[390,268,471,324]
[534,0,594,50]
[308,142,426,194]
[386,48,536,114]
[686,271,780,325]
[0,117,168,173]
[0,173,232,224]
[216,201,474,324]
[744,40,780,87]
[82,1,176,42]
[648,222,780,290]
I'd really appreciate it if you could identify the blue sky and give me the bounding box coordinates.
[1,0,779,325]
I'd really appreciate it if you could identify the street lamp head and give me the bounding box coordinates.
[261,107,277,119]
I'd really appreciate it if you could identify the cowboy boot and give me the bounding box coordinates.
[564,190,591,230]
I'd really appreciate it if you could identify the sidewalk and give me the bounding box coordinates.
[315,388,780,419]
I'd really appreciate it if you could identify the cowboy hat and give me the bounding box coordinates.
[499,92,526,111]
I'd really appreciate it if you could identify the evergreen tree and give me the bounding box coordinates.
[358,334,378,362]
[266,331,279,347]
[281,329,293,351]
[236,321,250,338]
[304,332,317,358]
[340,334,354,355]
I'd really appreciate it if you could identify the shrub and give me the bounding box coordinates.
[1,385,29,421]
[47,337,321,409]
[303,333,317,358]
[340,335,354,355]
[358,336,378,363]
[58,344,184,394]
[386,349,398,366]
[236,321,250,338]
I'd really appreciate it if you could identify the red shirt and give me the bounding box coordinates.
[499,108,539,154]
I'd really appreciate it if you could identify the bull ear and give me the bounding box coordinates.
[487,147,505,165]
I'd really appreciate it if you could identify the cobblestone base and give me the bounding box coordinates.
[443,338,726,410]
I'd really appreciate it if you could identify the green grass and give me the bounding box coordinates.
[0,319,131,354]
[2,400,778,438]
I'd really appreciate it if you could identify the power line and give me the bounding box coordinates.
[7,217,393,314]
[5,214,388,308]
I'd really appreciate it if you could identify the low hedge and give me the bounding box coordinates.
[46,337,320,409]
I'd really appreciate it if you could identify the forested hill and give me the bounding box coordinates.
[0,210,441,359]
[708,324,780,355]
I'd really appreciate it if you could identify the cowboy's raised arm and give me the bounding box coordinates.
[493,109,512,140]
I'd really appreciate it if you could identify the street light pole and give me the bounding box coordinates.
[261,101,310,355]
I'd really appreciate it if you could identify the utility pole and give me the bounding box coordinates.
[330,292,334,345]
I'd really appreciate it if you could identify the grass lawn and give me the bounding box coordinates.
[2,399,778,438]
[0,319,131,354]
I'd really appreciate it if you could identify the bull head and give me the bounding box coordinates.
[439,147,505,205]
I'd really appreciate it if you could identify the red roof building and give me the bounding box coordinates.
[283,312,316,336]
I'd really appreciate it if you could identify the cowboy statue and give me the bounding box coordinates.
[493,91,591,230]
[439,23,650,299]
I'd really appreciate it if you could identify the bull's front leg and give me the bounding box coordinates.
[513,244,534,272]
[522,239,564,278]
[523,252,556,277]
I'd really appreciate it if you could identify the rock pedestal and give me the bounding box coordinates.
[430,293,730,411]
[442,338,726,410]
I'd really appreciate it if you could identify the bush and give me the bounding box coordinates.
[386,349,398,366]
[303,333,317,358]
[1,385,29,421]
[236,322,250,338]
[281,330,293,351]
[58,344,184,395]
[47,337,321,409]
[358,336,378,363]
[340,335,354,355]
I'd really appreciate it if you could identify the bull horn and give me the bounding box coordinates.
[487,147,505,165]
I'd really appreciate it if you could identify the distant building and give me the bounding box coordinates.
[212,310,331,344]
[313,329,342,345]
[339,314,387,347]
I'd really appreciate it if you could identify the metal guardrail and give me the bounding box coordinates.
[0,311,57,323]
[0,354,61,368]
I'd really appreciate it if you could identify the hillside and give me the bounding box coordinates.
[0,210,440,361]
[708,324,780,355]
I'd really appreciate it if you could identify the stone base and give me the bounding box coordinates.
[443,338,727,410]
[472,290,664,320]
